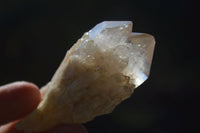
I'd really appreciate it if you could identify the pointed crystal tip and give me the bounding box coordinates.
[88,21,132,39]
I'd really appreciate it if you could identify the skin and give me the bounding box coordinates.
[0,81,87,133]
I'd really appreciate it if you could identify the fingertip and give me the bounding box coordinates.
[16,81,42,115]
[0,81,41,125]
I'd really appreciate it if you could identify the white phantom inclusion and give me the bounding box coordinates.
[16,21,155,133]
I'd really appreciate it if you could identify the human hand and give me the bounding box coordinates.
[0,81,87,133]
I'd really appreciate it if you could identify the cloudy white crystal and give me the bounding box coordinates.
[16,21,155,133]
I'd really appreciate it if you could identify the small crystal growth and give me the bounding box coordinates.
[16,21,155,133]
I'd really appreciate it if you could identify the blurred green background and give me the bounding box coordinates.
[0,0,198,133]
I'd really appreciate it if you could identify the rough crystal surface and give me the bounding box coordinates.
[16,21,155,133]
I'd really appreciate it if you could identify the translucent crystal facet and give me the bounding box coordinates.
[16,21,155,133]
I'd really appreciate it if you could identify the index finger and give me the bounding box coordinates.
[0,82,41,125]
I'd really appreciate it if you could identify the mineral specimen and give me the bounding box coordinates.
[16,21,155,132]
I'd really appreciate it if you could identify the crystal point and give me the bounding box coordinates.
[88,21,132,39]
[16,21,155,133]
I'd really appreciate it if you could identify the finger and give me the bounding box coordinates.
[0,120,22,133]
[0,82,41,125]
[0,121,87,133]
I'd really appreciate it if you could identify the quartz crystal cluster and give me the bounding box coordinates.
[16,21,155,133]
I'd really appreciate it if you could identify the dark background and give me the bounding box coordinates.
[0,0,199,133]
